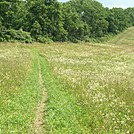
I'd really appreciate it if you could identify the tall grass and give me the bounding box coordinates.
[42,42,134,133]
[0,27,134,133]
[0,43,42,133]
[108,27,134,46]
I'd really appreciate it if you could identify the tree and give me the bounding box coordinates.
[31,21,42,40]
[125,8,134,26]
[0,1,13,28]
[64,0,108,38]
[107,8,130,34]
[63,2,90,41]
[0,0,133,42]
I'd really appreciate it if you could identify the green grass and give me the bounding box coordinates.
[108,27,134,46]
[0,27,134,133]
[40,55,92,133]
[0,43,42,133]
[42,42,134,133]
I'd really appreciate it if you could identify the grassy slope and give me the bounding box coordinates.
[0,27,134,133]
[0,43,42,133]
[108,27,134,46]
[43,42,134,133]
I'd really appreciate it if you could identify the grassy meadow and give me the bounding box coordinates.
[109,27,134,46]
[0,27,134,133]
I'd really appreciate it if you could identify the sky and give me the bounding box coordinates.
[58,0,134,9]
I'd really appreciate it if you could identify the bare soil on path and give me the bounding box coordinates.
[34,56,47,134]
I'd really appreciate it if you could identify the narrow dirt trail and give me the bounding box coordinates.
[34,55,47,134]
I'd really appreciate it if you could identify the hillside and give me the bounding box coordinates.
[109,27,134,46]
[0,27,134,133]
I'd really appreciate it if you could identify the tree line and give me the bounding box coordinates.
[0,0,134,43]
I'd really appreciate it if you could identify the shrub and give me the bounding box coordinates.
[69,37,82,43]
[83,36,95,42]
[37,36,53,44]
[97,34,114,42]
[0,29,33,43]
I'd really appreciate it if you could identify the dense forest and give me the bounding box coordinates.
[0,0,134,43]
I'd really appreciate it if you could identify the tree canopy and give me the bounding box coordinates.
[0,0,134,43]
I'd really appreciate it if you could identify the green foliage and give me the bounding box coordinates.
[64,0,109,38]
[11,1,28,30]
[107,8,130,34]
[31,21,42,39]
[37,36,53,44]
[46,2,68,41]
[125,8,134,26]
[63,2,92,41]
[0,29,33,43]
[0,1,13,28]
[0,0,134,43]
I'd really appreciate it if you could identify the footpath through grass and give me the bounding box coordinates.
[42,42,134,133]
[0,27,134,133]
[40,53,92,133]
[0,43,42,133]
[109,26,134,46]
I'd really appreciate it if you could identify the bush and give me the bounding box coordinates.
[97,34,114,42]
[69,37,82,43]
[83,36,95,42]
[0,29,33,43]
[37,36,53,44]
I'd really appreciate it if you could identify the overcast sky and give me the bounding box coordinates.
[58,0,134,9]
